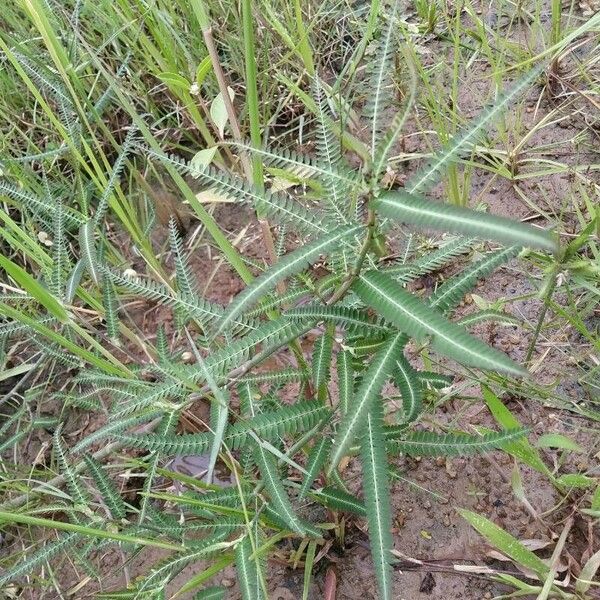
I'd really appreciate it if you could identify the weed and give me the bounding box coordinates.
[0,1,599,598]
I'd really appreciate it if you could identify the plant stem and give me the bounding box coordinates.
[197,1,282,285]
[525,263,560,365]
[327,208,376,305]
[242,0,265,193]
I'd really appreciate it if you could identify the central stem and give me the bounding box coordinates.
[326,206,376,306]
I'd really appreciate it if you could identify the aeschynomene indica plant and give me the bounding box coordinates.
[0,9,556,599]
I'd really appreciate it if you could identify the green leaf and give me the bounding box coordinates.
[233,143,356,187]
[65,259,85,303]
[239,367,309,386]
[375,192,557,252]
[79,220,100,285]
[329,332,407,472]
[456,309,520,328]
[235,532,266,600]
[459,509,549,578]
[101,267,237,333]
[102,279,119,340]
[387,429,526,456]
[404,67,542,194]
[157,71,190,92]
[168,218,197,298]
[73,410,162,453]
[0,302,127,374]
[336,349,354,415]
[286,304,387,336]
[0,180,84,228]
[299,438,331,498]
[50,198,69,299]
[117,401,329,456]
[361,401,393,600]
[210,87,234,137]
[555,474,596,488]
[353,271,525,375]
[261,505,321,538]
[177,556,234,596]
[536,433,584,453]
[311,486,366,516]
[313,76,351,224]
[0,532,80,587]
[54,425,89,505]
[482,386,552,477]
[302,539,318,600]
[191,147,218,172]
[253,442,306,536]
[381,237,475,283]
[93,128,137,228]
[430,247,519,313]
[195,350,231,484]
[0,511,183,551]
[216,224,363,335]
[136,532,231,594]
[392,355,422,424]
[0,255,68,322]
[147,148,328,234]
[576,548,600,595]
[194,587,227,600]
[312,330,333,397]
[83,455,127,520]
[365,1,398,160]
[0,430,27,454]
[418,371,453,389]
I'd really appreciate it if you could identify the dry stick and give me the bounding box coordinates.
[200,25,281,282]
[202,27,251,179]
[200,14,310,384]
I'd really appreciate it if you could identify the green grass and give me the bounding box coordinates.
[0,0,599,598]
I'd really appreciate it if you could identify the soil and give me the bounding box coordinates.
[2,2,599,599]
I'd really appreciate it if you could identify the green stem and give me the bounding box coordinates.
[242,0,264,193]
[327,208,376,305]
[525,264,560,365]
[0,510,183,551]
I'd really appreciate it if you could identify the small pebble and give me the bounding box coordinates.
[445,458,458,478]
